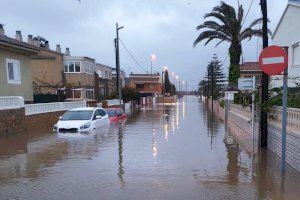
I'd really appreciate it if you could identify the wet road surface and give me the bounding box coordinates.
[0,96,299,200]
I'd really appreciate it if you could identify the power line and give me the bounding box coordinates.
[221,54,229,66]
[242,0,255,27]
[119,38,147,73]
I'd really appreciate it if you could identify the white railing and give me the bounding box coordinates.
[230,103,300,132]
[271,106,300,130]
[25,101,86,115]
[0,96,24,110]
[107,99,123,106]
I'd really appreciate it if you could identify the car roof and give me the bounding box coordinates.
[69,107,103,111]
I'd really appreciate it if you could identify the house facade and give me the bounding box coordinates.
[240,62,262,86]
[29,37,64,94]
[128,73,162,97]
[95,63,115,99]
[63,53,96,100]
[272,0,300,87]
[0,26,39,102]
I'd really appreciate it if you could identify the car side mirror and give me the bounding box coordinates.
[96,115,102,120]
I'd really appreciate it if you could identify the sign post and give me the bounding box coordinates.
[238,77,256,140]
[258,45,288,174]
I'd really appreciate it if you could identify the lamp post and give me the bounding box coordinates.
[176,75,179,93]
[161,66,168,105]
[150,54,156,74]
[115,23,124,107]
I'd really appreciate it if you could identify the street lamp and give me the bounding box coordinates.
[150,54,156,74]
[176,75,179,93]
[115,23,124,107]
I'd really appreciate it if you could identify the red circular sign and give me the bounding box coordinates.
[258,45,288,75]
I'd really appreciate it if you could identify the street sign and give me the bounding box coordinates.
[238,77,255,91]
[225,91,237,101]
[258,45,288,75]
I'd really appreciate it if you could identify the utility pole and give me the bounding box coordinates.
[115,23,124,107]
[260,0,269,148]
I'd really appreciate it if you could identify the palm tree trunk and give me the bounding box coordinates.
[228,43,242,86]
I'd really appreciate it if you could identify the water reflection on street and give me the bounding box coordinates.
[0,96,299,200]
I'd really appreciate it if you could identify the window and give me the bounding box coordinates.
[61,110,93,120]
[116,109,122,116]
[6,59,21,84]
[105,71,108,78]
[93,110,101,120]
[136,84,144,89]
[84,62,94,74]
[292,43,300,67]
[99,109,107,116]
[75,62,80,72]
[85,89,94,99]
[97,70,103,78]
[64,61,81,73]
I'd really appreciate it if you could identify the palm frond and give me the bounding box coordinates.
[193,30,231,47]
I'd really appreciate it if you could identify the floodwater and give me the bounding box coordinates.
[0,96,299,200]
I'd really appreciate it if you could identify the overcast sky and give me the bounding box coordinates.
[1,0,287,90]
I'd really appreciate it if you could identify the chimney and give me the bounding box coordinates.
[0,24,4,36]
[65,47,70,56]
[15,30,22,41]
[33,37,41,47]
[44,40,49,49]
[56,44,61,53]
[27,35,33,44]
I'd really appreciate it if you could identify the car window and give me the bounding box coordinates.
[93,110,100,120]
[99,109,107,116]
[116,109,122,116]
[61,110,93,120]
[106,109,116,117]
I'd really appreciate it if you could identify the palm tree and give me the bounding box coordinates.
[194,1,268,86]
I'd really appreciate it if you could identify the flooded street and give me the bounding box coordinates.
[0,96,299,200]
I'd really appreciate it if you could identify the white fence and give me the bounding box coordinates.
[0,96,24,110]
[25,101,86,115]
[107,99,123,106]
[230,104,300,132]
[271,106,300,130]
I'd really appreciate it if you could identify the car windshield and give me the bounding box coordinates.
[61,110,93,120]
[106,109,117,117]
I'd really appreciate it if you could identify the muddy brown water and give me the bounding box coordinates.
[0,96,299,200]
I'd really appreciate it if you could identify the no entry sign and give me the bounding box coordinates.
[258,45,288,75]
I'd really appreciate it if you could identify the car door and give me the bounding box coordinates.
[92,109,101,129]
[99,109,108,126]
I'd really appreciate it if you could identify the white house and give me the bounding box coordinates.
[272,0,300,87]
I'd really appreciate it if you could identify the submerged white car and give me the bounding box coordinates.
[53,107,110,133]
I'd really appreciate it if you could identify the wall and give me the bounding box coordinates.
[0,107,63,135]
[0,48,33,102]
[0,107,25,136]
[268,124,300,172]
[30,49,64,94]
[25,111,64,131]
[65,73,95,88]
[218,102,300,172]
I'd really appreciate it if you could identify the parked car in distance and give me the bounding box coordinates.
[53,107,109,133]
[106,108,127,122]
